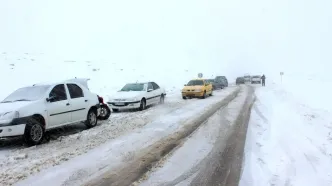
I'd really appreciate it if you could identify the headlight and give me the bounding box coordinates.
[0,111,19,120]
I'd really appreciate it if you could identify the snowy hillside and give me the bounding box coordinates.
[0,52,229,101]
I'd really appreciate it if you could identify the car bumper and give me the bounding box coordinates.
[182,92,204,97]
[107,102,141,110]
[0,124,26,138]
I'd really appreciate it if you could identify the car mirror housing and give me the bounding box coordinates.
[46,96,56,102]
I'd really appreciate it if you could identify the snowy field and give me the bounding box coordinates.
[240,76,332,186]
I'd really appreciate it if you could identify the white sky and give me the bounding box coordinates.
[0,0,331,80]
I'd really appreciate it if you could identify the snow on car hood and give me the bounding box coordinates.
[0,101,33,114]
[110,91,145,100]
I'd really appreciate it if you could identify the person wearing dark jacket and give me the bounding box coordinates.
[261,74,266,86]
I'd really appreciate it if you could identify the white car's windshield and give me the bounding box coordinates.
[2,85,50,103]
[120,83,145,91]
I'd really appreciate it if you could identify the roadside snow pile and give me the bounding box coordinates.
[240,83,332,186]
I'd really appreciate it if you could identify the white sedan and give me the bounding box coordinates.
[107,82,166,112]
[0,78,101,145]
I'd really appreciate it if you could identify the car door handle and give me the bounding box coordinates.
[66,103,70,106]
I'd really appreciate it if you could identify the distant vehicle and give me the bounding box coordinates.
[205,79,223,90]
[251,75,261,84]
[236,77,245,85]
[0,78,101,146]
[243,75,251,83]
[182,79,213,99]
[107,82,166,112]
[215,76,228,87]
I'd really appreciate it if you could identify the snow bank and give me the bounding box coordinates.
[240,84,332,186]
[276,74,332,112]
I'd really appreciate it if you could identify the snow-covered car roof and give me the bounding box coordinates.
[33,78,90,89]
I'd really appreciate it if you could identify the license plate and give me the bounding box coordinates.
[115,102,125,106]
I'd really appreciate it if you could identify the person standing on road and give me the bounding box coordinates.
[261,74,266,86]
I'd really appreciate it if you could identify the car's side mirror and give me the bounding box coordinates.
[46,96,56,102]
[184,84,187,86]
[147,89,153,92]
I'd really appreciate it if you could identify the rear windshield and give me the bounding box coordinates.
[187,80,204,86]
[205,79,214,83]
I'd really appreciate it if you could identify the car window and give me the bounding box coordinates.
[148,83,153,90]
[187,80,204,86]
[151,82,160,90]
[67,83,84,99]
[49,84,67,102]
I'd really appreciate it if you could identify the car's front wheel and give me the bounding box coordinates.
[159,94,165,104]
[139,99,146,111]
[85,108,98,128]
[24,118,44,146]
[202,91,207,99]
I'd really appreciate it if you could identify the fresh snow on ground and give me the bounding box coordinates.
[14,88,238,186]
[240,78,332,186]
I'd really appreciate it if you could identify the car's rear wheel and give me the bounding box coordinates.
[85,108,98,128]
[139,99,146,111]
[24,118,44,146]
[98,105,111,120]
[209,90,213,96]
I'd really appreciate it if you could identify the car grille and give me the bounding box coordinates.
[107,102,130,107]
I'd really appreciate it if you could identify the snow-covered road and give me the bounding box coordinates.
[240,84,332,186]
[1,87,239,186]
[137,86,253,186]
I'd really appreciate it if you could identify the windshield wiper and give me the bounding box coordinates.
[13,99,31,102]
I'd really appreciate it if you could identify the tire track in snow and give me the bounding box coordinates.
[84,87,242,186]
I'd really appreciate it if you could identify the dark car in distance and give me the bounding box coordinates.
[205,79,223,90]
[215,76,228,88]
[236,77,245,85]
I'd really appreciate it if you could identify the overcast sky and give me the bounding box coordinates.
[0,0,331,80]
